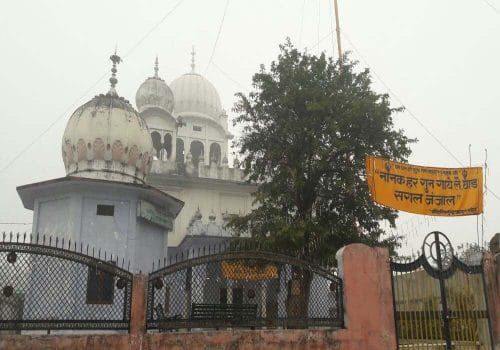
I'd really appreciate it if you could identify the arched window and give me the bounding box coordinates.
[151,131,162,159]
[190,140,204,167]
[163,133,172,160]
[176,138,184,163]
[209,143,221,165]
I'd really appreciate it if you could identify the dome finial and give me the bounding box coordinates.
[154,55,159,78]
[190,45,196,73]
[108,49,122,96]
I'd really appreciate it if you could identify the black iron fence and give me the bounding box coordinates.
[0,233,133,331]
[147,245,343,331]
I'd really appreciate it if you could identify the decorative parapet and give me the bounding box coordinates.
[149,158,245,182]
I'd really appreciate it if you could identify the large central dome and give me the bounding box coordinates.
[170,72,222,120]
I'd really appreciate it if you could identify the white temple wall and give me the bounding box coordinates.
[161,186,253,246]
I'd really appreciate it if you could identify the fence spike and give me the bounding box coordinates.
[68,239,70,250]
[169,255,172,265]
[22,232,26,243]
[2,231,5,242]
[110,253,113,262]
[152,261,155,270]
[98,248,101,259]
[203,246,205,256]
[29,233,32,243]
[92,247,94,257]
[163,257,166,267]
[49,235,52,246]
[62,237,65,248]
[104,250,107,260]
[181,251,184,261]
[158,258,160,269]
[127,260,130,271]
[55,236,58,248]
[192,248,194,258]
[198,247,200,257]
[122,257,125,269]
[208,245,211,254]
[175,253,178,263]
[9,231,13,242]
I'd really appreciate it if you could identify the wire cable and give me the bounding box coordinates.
[206,0,230,73]
[0,0,186,175]
[340,31,500,202]
[481,0,500,15]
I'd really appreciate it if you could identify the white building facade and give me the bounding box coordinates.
[135,54,256,247]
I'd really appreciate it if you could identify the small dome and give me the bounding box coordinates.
[170,72,222,120]
[62,53,153,184]
[135,58,174,113]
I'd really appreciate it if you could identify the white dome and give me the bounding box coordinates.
[135,76,174,114]
[62,93,153,184]
[170,73,222,120]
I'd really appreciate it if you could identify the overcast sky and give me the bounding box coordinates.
[0,0,499,255]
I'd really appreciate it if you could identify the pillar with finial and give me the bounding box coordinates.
[154,55,159,79]
[107,50,122,97]
[190,46,196,73]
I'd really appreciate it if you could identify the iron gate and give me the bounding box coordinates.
[147,247,343,331]
[391,231,493,349]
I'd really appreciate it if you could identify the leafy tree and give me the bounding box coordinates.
[230,40,415,264]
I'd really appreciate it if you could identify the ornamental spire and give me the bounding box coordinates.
[154,55,159,78]
[190,46,196,73]
[108,49,122,96]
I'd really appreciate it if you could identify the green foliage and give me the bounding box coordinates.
[230,40,415,261]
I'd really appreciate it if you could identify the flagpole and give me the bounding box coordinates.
[334,0,343,64]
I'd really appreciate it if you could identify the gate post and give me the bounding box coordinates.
[483,251,500,348]
[336,243,396,349]
[130,273,147,350]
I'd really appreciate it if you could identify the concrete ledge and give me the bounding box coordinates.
[0,329,347,350]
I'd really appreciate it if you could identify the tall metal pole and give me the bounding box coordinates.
[434,232,452,349]
[334,0,343,65]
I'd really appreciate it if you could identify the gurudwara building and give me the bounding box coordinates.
[16,51,255,272]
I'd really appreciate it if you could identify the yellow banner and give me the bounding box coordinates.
[365,155,483,216]
[221,261,278,280]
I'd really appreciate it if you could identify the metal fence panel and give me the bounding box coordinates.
[147,250,343,331]
[0,235,133,331]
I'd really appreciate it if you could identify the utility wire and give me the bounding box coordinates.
[211,61,249,92]
[340,31,500,202]
[0,72,107,174]
[481,0,500,15]
[0,0,186,175]
[124,0,186,58]
[206,0,230,73]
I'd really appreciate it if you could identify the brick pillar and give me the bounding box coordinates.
[335,243,397,350]
[130,273,147,350]
[483,252,500,348]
